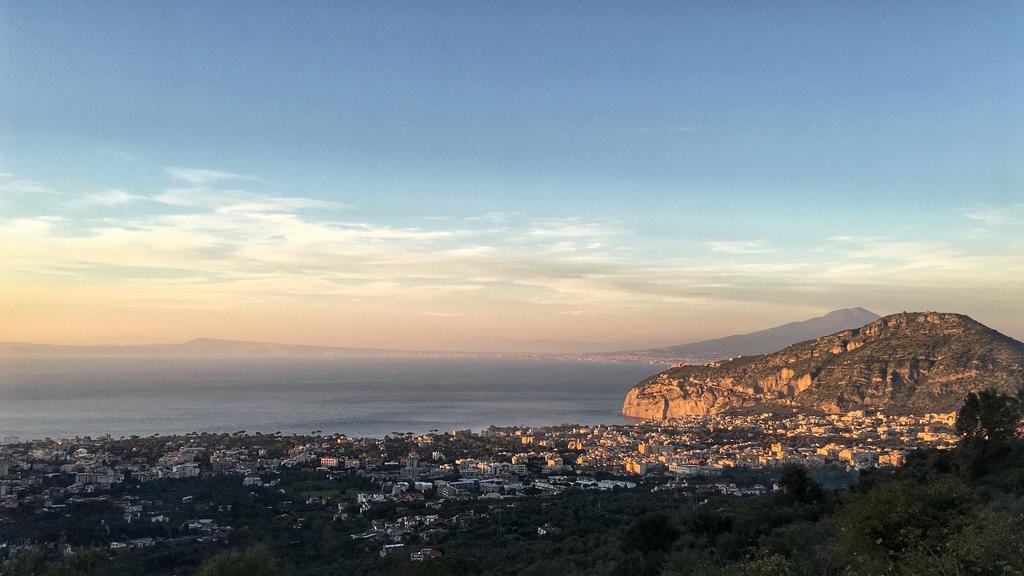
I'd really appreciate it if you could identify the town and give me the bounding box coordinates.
[0,411,958,574]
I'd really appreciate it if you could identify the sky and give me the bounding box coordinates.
[1,1,1022,351]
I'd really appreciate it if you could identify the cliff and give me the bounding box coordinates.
[622,312,1024,419]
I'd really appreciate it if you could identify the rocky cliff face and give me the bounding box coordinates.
[622,312,1024,419]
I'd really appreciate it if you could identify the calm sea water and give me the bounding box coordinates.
[0,357,657,440]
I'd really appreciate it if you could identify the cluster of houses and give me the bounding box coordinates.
[0,410,961,563]
[500,411,958,476]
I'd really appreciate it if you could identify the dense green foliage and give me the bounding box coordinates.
[198,547,279,576]
[2,548,105,576]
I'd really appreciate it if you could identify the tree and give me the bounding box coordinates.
[977,389,1022,441]
[956,389,1021,441]
[621,512,681,554]
[778,464,822,504]
[2,548,49,576]
[387,557,481,576]
[956,392,982,438]
[736,549,791,576]
[198,547,280,576]
[54,550,105,576]
[836,477,977,575]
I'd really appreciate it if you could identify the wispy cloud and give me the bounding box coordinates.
[527,217,623,238]
[0,173,60,196]
[79,189,147,206]
[5,190,1021,314]
[164,166,257,184]
[706,240,772,254]
[965,203,1024,224]
[153,187,349,213]
[828,235,881,243]
[3,168,1024,347]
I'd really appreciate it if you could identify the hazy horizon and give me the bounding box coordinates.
[8,307,1024,357]
[2,3,1021,349]
[0,306,885,353]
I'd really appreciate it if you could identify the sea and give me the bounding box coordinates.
[0,357,658,440]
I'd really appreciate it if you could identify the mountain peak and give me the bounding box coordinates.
[623,311,1024,418]
[612,307,881,364]
[821,307,877,321]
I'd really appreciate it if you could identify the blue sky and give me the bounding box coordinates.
[1,2,1022,349]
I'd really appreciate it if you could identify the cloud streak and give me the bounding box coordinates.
[164,166,258,184]
[79,190,147,206]
[2,170,1023,346]
[706,240,772,255]
[0,173,60,197]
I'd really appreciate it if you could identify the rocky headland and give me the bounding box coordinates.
[623,312,1024,419]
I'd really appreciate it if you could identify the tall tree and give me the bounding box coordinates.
[956,389,1021,441]
[956,392,982,438]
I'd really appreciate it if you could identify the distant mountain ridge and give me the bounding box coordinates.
[623,311,1024,418]
[1,308,882,361]
[0,339,453,359]
[591,307,881,364]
